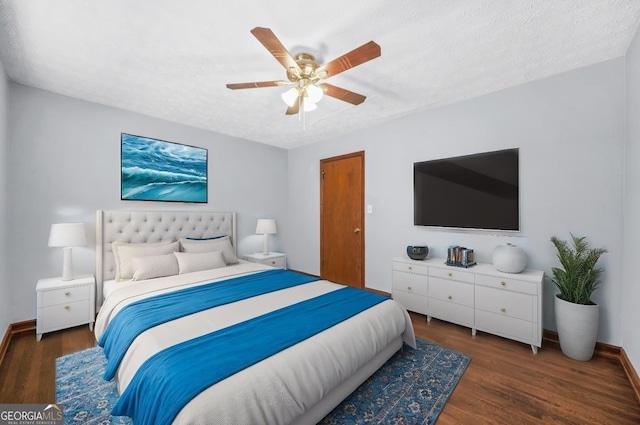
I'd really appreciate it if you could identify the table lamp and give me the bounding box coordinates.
[256,219,277,255]
[48,223,87,281]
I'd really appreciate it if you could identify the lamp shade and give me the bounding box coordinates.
[48,223,87,247]
[281,87,299,107]
[256,219,277,235]
[306,84,324,103]
[303,100,317,112]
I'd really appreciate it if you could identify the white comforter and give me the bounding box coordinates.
[95,263,416,425]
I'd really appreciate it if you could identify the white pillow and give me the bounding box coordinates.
[174,251,226,274]
[112,240,179,281]
[131,253,179,281]
[179,236,239,265]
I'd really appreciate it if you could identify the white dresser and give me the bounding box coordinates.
[36,274,95,341]
[392,257,544,353]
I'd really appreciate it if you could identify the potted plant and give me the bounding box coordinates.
[550,234,607,361]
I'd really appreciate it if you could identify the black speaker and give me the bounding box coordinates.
[406,245,429,260]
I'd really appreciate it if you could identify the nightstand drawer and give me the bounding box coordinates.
[244,252,286,269]
[262,256,285,268]
[41,285,90,307]
[40,301,90,331]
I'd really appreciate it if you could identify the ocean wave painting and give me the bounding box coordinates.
[121,133,207,203]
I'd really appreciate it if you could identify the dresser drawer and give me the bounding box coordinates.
[475,274,537,295]
[392,270,428,296]
[392,291,428,315]
[428,298,474,327]
[429,266,475,283]
[41,285,90,307]
[429,277,474,307]
[475,286,535,322]
[392,260,429,276]
[40,301,90,332]
[475,309,536,342]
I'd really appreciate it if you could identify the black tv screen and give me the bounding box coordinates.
[413,148,519,231]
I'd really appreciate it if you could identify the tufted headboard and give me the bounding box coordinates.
[95,210,236,306]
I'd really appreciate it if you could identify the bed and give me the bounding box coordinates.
[94,210,416,425]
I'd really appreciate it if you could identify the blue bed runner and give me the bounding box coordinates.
[112,286,388,425]
[99,269,318,380]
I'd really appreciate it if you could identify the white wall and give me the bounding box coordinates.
[623,25,640,371]
[6,83,288,322]
[0,61,9,337]
[288,58,626,345]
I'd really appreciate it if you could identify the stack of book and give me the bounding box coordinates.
[446,245,477,268]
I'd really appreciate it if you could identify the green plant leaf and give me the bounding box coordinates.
[550,234,606,305]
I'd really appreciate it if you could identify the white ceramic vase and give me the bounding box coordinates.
[554,295,599,361]
[492,243,527,273]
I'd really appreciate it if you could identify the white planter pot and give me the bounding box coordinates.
[554,295,599,361]
[492,243,527,273]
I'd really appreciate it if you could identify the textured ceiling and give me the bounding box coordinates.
[0,1,639,149]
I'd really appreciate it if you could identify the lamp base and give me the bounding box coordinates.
[262,234,270,255]
[61,247,74,281]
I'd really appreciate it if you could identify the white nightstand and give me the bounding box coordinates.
[244,252,287,269]
[36,274,95,341]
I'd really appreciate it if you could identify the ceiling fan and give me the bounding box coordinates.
[226,27,381,115]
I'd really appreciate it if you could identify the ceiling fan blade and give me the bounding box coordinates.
[320,83,367,105]
[226,81,291,90]
[285,103,300,115]
[251,27,301,75]
[316,41,381,78]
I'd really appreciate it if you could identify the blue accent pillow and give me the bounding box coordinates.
[186,235,226,241]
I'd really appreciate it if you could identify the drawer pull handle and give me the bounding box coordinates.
[448,272,452,277]
[408,266,412,270]
[64,305,70,310]
[65,291,71,295]
[407,286,412,291]
[271,261,276,265]
[500,281,506,286]
[448,295,452,300]
[500,307,506,313]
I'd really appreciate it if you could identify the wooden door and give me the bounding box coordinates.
[320,151,364,288]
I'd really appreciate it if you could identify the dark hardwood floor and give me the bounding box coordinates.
[1,314,639,424]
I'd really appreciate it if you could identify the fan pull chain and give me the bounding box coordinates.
[298,96,306,131]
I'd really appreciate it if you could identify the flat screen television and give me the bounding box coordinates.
[413,148,519,231]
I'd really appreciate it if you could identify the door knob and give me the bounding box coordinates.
[354,228,361,234]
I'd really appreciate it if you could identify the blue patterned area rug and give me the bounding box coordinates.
[56,338,470,425]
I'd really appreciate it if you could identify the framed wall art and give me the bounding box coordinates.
[121,133,208,203]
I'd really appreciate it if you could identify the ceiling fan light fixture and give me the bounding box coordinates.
[303,100,317,112]
[281,87,299,107]
[305,83,323,104]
